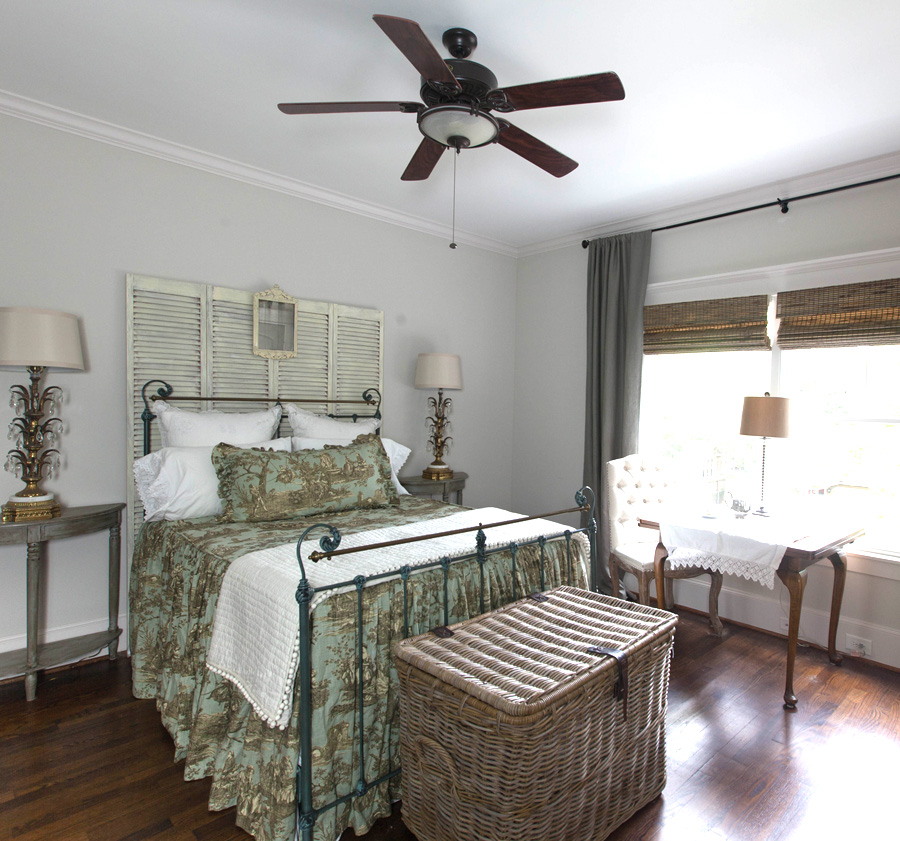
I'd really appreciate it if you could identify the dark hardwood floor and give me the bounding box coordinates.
[2,611,898,841]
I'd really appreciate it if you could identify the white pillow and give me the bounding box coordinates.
[134,438,291,521]
[292,435,411,496]
[153,401,282,448]
[285,403,379,438]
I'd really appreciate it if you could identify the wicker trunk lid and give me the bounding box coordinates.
[394,586,677,841]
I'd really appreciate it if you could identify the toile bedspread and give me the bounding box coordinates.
[129,496,589,841]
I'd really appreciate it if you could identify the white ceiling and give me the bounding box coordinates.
[2,1,900,254]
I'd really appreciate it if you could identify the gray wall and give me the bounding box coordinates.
[0,114,517,655]
[513,177,900,668]
[4,108,899,674]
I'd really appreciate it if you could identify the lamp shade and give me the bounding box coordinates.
[740,394,789,438]
[415,353,462,390]
[0,307,85,370]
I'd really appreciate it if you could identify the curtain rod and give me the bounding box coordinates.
[581,172,900,248]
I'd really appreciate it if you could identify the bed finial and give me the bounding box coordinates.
[140,379,174,455]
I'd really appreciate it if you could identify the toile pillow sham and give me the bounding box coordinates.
[291,436,411,495]
[211,433,398,523]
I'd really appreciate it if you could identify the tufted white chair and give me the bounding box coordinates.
[605,454,723,633]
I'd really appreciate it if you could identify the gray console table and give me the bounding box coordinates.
[0,502,125,700]
[400,472,467,505]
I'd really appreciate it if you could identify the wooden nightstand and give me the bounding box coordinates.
[0,503,125,700]
[400,472,467,505]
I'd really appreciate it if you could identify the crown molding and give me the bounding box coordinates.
[644,246,900,304]
[3,89,897,263]
[521,150,900,258]
[0,90,516,258]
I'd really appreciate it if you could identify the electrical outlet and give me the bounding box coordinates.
[846,634,873,658]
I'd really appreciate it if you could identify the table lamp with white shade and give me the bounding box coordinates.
[740,392,789,516]
[0,307,85,522]
[414,353,462,480]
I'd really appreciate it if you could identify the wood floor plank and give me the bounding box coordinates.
[2,611,898,841]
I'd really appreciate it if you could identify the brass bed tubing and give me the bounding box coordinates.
[308,504,590,562]
[150,395,377,405]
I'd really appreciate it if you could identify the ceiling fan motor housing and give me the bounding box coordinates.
[420,59,499,109]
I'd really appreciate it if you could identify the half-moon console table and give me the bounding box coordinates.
[0,503,125,700]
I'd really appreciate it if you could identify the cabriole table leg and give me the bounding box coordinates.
[826,551,847,666]
[776,567,808,710]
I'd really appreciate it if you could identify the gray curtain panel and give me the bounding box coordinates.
[583,230,652,595]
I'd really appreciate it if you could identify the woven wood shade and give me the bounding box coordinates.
[644,295,770,354]
[776,278,900,349]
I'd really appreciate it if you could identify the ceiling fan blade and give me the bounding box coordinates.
[495,72,625,111]
[497,121,578,177]
[373,14,461,90]
[401,138,446,181]
[278,101,422,115]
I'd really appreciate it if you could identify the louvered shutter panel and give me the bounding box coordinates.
[333,305,384,411]
[210,288,270,410]
[274,302,331,430]
[126,275,205,562]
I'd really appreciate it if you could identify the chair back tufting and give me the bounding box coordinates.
[605,454,670,551]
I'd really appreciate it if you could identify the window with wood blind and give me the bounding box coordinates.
[125,274,383,562]
[640,280,900,557]
[644,294,771,354]
[776,278,900,349]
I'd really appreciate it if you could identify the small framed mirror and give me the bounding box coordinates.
[253,285,297,359]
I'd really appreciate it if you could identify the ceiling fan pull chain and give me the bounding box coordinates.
[450,147,458,249]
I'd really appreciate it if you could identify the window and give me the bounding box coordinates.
[779,345,900,553]
[639,280,900,557]
[639,350,771,508]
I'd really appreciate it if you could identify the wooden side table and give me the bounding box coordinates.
[0,503,125,700]
[400,472,467,505]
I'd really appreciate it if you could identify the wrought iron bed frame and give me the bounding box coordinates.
[139,380,598,841]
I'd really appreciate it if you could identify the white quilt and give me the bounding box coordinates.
[206,507,590,728]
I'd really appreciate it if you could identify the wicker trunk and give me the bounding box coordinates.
[394,586,678,841]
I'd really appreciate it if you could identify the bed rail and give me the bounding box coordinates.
[292,486,598,841]
[139,379,382,456]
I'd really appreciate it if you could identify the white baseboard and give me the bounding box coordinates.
[674,577,900,670]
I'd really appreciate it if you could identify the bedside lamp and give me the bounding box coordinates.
[0,307,85,522]
[740,392,789,516]
[414,353,462,480]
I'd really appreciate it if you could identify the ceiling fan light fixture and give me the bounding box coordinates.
[418,104,499,149]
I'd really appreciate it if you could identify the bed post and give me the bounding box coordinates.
[576,486,598,592]
[295,523,342,841]
[295,573,315,841]
[139,379,173,456]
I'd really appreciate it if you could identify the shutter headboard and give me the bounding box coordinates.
[125,274,384,568]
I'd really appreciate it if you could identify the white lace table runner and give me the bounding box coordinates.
[660,516,789,589]
[206,507,590,729]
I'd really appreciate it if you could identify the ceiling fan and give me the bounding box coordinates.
[278,14,625,181]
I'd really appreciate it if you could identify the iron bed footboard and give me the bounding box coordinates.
[292,487,598,841]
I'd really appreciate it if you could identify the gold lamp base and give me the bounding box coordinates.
[2,493,61,523]
[422,464,454,481]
